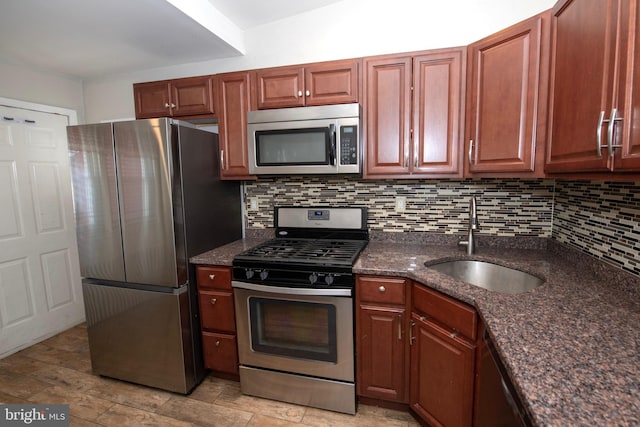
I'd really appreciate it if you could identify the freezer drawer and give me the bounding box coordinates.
[82,281,198,394]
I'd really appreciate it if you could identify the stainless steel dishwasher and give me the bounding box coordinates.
[475,327,532,427]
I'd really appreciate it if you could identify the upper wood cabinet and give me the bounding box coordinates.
[254,59,360,109]
[133,75,215,119]
[546,0,640,174]
[216,71,254,180]
[363,48,465,179]
[465,11,550,177]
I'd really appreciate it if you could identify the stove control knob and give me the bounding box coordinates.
[324,274,335,285]
[245,269,254,280]
[260,270,269,280]
[309,273,318,284]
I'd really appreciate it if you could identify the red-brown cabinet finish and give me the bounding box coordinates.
[254,60,359,109]
[413,50,465,176]
[202,332,238,376]
[363,48,465,179]
[546,0,640,174]
[356,275,410,404]
[196,265,239,377]
[216,71,254,180]
[133,75,214,119]
[410,313,475,427]
[363,56,413,177]
[465,11,550,176]
[410,283,477,427]
[305,61,359,107]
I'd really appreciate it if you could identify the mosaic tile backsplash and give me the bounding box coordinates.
[552,180,640,276]
[244,177,555,236]
[243,177,640,278]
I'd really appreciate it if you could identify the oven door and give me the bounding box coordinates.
[232,281,354,382]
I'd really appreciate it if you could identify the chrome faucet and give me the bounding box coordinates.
[458,196,479,255]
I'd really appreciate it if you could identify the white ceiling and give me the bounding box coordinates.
[0,0,344,80]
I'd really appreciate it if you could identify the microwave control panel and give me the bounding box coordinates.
[339,125,358,165]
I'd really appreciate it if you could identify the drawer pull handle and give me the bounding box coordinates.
[379,286,386,292]
[215,340,220,347]
[210,298,217,305]
[410,320,415,346]
[209,274,215,280]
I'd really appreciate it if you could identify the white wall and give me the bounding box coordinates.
[0,58,85,121]
[84,0,556,123]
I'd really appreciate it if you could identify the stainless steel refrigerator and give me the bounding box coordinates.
[67,118,241,394]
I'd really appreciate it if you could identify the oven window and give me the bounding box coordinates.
[255,128,330,166]
[248,297,337,363]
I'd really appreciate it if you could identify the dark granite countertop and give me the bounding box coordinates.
[190,232,640,426]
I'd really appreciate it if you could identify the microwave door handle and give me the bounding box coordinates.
[329,124,336,165]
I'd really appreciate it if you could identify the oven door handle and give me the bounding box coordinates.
[232,280,352,297]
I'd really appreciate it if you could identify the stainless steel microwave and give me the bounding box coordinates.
[247,103,361,175]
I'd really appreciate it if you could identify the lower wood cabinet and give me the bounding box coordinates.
[202,332,238,374]
[195,265,239,377]
[410,313,476,427]
[356,275,410,403]
[410,283,477,427]
[356,275,478,426]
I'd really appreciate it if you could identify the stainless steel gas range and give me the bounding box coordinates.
[232,206,368,414]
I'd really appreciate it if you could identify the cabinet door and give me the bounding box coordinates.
[413,49,464,176]
[357,304,407,403]
[198,290,236,332]
[255,66,305,109]
[171,76,214,117]
[202,331,238,374]
[545,0,619,172]
[410,314,475,427]
[466,13,549,175]
[363,56,412,177]
[305,60,359,106]
[617,0,640,171]
[196,266,232,290]
[133,81,172,119]
[216,72,254,180]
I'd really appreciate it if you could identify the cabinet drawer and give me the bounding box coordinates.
[196,266,232,290]
[413,284,477,341]
[358,276,406,305]
[202,332,238,374]
[199,290,236,332]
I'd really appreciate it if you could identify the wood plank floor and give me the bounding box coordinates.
[0,324,420,426]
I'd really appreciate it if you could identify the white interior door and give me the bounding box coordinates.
[0,104,84,357]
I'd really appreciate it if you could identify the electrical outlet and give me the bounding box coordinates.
[248,198,258,210]
[395,196,406,212]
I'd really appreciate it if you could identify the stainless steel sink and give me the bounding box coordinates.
[426,260,543,294]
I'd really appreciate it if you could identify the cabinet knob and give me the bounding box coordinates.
[210,298,217,305]
[209,274,215,280]
[215,340,220,347]
[378,286,386,292]
[164,103,171,108]
[450,332,459,339]
[297,90,302,97]
[305,90,310,97]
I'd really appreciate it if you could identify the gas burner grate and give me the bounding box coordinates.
[236,238,367,265]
